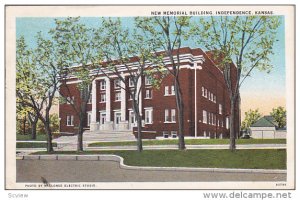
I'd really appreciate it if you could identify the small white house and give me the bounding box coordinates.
[250,116,286,139]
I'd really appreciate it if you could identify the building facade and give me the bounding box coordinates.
[59,47,237,139]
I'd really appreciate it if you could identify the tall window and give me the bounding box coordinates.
[164,109,169,122]
[129,77,135,87]
[203,110,207,124]
[87,112,91,127]
[226,117,229,129]
[145,76,151,85]
[164,86,169,95]
[66,96,74,104]
[208,91,211,100]
[171,85,175,95]
[205,89,207,98]
[100,80,106,90]
[145,89,152,99]
[219,104,223,114]
[145,108,153,124]
[171,109,176,122]
[114,79,121,89]
[129,89,134,100]
[202,86,205,96]
[115,91,121,101]
[66,115,74,126]
[87,85,92,104]
[100,93,106,102]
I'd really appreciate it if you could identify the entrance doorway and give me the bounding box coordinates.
[114,112,121,130]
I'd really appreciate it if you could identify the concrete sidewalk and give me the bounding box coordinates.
[17,154,286,174]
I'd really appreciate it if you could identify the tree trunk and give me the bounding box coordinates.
[136,115,143,152]
[31,121,37,140]
[174,77,186,150]
[44,122,53,153]
[77,115,84,152]
[23,115,26,135]
[229,98,236,151]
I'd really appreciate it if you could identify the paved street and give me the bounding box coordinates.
[17,160,286,182]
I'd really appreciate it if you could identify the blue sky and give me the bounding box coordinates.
[16,16,286,118]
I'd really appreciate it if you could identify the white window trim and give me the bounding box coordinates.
[145,89,152,99]
[115,91,121,102]
[66,115,74,126]
[114,79,121,89]
[100,93,106,103]
[145,76,151,86]
[171,109,176,122]
[144,107,153,124]
[171,85,175,95]
[203,110,207,124]
[100,80,106,90]
[164,86,169,96]
[164,109,169,123]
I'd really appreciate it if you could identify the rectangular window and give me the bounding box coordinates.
[145,76,151,85]
[226,117,229,129]
[129,77,135,87]
[164,109,169,122]
[211,93,214,101]
[171,85,175,95]
[66,96,74,104]
[163,131,169,138]
[87,96,92,104]
[171,109,176,122]
[202,86,205,96]
[203,110,207,124]
[129,89,134,100]
[115,91,121,101]
[219,104,223,114]
[171,131,177,138]
[87,85,92,104]
[145,89,152,99]
[145,108,153,124]
[100,80,106,90]
[100,93,106,102]
[205,89,207,98]
[214,95,216,103]
[66,115,74,126]
[114,79,121,89]
[208,91,211,100]
[87,112,91,127]
[164,86,169,95]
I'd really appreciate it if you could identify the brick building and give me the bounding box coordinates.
[59,47,238,139]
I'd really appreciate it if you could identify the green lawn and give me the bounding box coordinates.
[88,139,286,147]
[17,142,57,148]
[33,149,286,169]
[17,134,48,141]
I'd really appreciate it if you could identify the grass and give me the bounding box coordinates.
[17,142,57,148]
[32,149,286,169]
[17,134,48,141]
[88,139,286,147]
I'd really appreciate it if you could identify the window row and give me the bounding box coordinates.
[203,131,223,139]
[162,131,178,138]
[99,76,152,91]
[202,110,225,127]
[201,86,216,103]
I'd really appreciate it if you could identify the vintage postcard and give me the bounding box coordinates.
[5,5,295,190]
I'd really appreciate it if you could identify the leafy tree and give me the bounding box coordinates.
[135,16,192,150]
[270,106,286,128]
[191,16,281,150]
[51,17,102,152]
[16,35,61,152]
[241,109,262,132]
[95,17,165,152]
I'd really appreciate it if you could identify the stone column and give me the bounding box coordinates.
[90,79,99,131]
[103,77,113,130]
[119,75,128,130]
